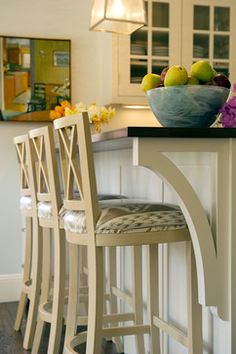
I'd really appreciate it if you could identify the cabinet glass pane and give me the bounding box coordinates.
[213,62,229,77]
[214,7,230,31]
[144,0,148,26]
[131,30,147,55]
[130,59,147,83]
[193,34,209,58]
[194,5,210,30]
[214,35,229,59]
[152,31,169,56]
[152,59,169,75]
[152,2,169,28]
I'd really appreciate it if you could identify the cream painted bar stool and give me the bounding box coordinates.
[28,126,66,354]
[28,125,125,354]
[13,135,42,350]
[54,113,203,354]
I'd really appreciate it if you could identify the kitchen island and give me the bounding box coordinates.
[92,126,236,353]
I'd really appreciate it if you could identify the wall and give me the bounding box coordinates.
[34,40,70,84]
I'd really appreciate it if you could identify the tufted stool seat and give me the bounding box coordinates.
[20,196,33,210]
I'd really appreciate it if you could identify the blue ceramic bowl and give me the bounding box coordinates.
[147,85,230,127]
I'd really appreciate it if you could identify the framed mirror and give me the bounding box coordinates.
[0,36,71,121]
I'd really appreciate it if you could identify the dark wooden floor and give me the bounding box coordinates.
[0,302,119,354]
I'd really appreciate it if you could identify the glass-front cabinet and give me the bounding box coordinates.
[182,0,236,81]
[112,0,236,104]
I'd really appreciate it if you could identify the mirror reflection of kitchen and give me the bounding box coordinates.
[0,36,71,121]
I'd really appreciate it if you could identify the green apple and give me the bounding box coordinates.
[191,60,215,83]
[141,73,161,92]
[187,76,199,85]
[164,65,188,86]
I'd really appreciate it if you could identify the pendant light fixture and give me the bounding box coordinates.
[90,0,146,35]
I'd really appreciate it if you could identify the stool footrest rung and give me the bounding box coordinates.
[78,292,110,304]
[112,286,133,306]
[153,315,188,347]
[66,324,149,352]
[77,312,135,326]
[39,302,52,323]
[66,332,87,351]
[102,324,150,337]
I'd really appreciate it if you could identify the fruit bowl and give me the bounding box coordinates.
[147,85,230,128]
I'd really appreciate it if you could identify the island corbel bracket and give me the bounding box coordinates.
[133,137,229,320]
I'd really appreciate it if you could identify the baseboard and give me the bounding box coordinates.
[0,274,23,303]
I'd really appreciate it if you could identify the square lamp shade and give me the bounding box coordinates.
[90,0,146,35]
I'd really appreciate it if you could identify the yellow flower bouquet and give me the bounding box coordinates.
[49,100,115,133]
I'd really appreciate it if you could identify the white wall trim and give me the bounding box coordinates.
[0,274,22,303]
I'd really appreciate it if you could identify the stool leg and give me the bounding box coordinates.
[132,246,145,354]
[79,246,89,317]
[23,219,42,350]
[32,227,51,354]
[186,241,203,354]
[106,246,123,353]
[47,227,65,354]
[79,245,88,289]
[23,217,33,282]
[86,245,104,354]
[14,217,32,330]
[14,292,28,331]
[42,228,52,308]
[31,317,46,354]
[64,243,79,342]
[147,244,161,354]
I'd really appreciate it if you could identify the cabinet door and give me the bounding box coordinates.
[182,0,236,84]
[113,0,182,104]
[4,76,15,108]
[15,73,28,96]
[7,48,21,65]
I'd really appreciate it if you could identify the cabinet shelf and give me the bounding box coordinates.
[130,60,148,67]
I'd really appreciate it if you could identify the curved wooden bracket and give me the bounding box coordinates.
[133,137,230,320]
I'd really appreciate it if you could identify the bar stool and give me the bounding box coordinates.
[28,126,125,354]
[13,135,42,350]
[28,126,65,354]
[54,113,203,354]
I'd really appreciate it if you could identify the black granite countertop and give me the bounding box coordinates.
[92,127,236,143]
[2,121,235,139]
[92,126,236,151]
